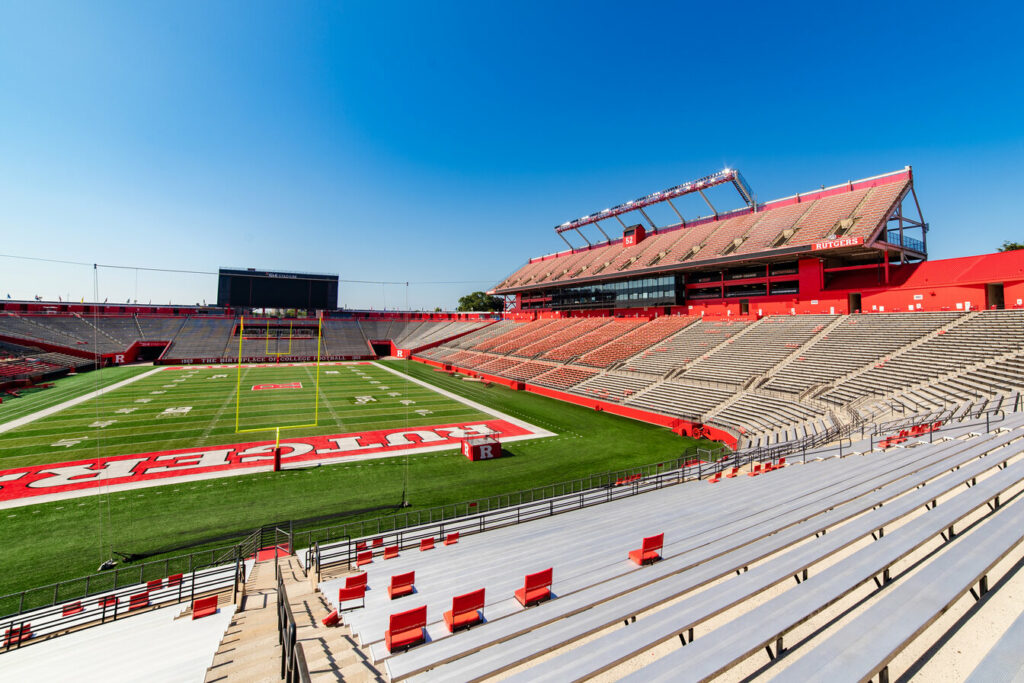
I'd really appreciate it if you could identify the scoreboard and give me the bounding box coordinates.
[217,268,339,310]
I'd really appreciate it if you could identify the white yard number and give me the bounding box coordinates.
[52,437,86,448]
[355,396,377,404]
[159,406,193,417]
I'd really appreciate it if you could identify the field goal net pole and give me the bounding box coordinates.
[233,314,324,436]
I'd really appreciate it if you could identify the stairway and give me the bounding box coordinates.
[282,558,384,682]
[204,555,383,682]
[204,559,280,682]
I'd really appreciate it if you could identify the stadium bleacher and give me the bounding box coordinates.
[418,310,1024,446]
[0,312,492,365]
[291,410,1024,681]
[494,174,911,291]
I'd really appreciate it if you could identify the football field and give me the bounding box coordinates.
[0,362,494,471]
[0,360,704,601]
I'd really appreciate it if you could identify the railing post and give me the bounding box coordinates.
[232,545,240,604]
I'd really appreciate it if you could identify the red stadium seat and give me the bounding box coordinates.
[129,591,150,611]
[514,568,553,607]
[385,605,427,653]
[388,571,415,599]
[4,624,31,647]
[629,533,664,566]
[192,595,219,620]
[339,584,366,610]
[444,588,485,632]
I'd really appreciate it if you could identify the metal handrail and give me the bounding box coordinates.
[291,445,720,555]
[1,560,237,652]
[277,569,311,683]
[312,462,708,571]
[0,540,245,620]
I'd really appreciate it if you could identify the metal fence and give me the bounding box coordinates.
[0,538,250,620]
[293,445,728,561]
[1,553,244,652]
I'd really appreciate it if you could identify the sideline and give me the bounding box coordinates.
[0,367,164,435]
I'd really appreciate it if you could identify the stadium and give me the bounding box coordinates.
[5,2,1024,680]
[2,158,1024,683]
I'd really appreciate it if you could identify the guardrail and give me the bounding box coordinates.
[1,554,244,652]
[293,445,724,558]
[0,540,247,620]
[277,565,311,683]
[312,460,718,571]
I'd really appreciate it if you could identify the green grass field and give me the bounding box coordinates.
[0,362,489,469]
[0,360,706,604]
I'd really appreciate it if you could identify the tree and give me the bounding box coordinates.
[998,240,1024,251]
[457,291,504,312]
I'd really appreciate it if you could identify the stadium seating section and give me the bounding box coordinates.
[0,313,492,365]
[306,411,1024,681]
[495,175,910,291]
[419,310,1024,447]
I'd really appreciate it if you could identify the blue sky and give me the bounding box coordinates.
[1,1,1021,309]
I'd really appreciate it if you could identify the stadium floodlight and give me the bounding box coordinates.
[554,168,756,238]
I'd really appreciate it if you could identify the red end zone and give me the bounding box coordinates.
[0,419,533,504]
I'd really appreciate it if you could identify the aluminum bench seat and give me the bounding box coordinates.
[387,431,1020,680]
[614,451,1024,683]
[774,495,1024,683]
[344,458,848,646]
[964,605,1024,683]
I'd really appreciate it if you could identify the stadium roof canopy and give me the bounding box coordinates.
[491,167,926,297]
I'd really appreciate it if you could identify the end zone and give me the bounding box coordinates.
[0,361,554,508]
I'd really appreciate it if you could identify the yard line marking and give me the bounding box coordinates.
[0,367,163,434]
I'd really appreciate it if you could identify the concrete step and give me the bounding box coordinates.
[205,654,280,683]
[210,637,281,665]
[301,641,363,670]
